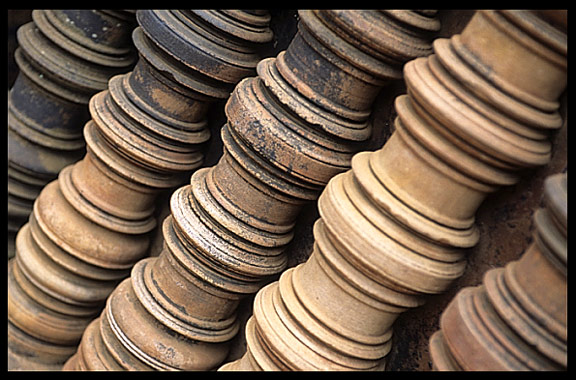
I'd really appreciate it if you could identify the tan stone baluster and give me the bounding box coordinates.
[8,10,138,258]
[65,10,441,371]
[220,10,567,371]
[8,9,275,371]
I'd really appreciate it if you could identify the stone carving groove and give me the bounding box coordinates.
[8,10,138,259]
[7,10,274,371]
[429,172,567,370]
[63,10,441,371]
[220,10,567,371]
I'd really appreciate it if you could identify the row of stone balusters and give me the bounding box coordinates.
[8,10,138,259]
[7,10,276,371]
[220,10,567,371]
[430,172,567,370]
[62,10,441,370]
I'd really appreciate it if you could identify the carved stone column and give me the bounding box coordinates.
[8,10,138,259]
[7,10,274,371]
[430,172,567,370]
[220,10,567,371]
[64,10,441,371]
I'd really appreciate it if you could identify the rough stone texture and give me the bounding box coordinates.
[8,9,566,371]
[222,10,475,367]
[221,9,568,369]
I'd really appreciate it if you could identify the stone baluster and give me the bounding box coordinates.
[7,9,275,371]
[220,10,567,371]
[430,172,567,370]
[8,10,138,259]
[63,10,441,371]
